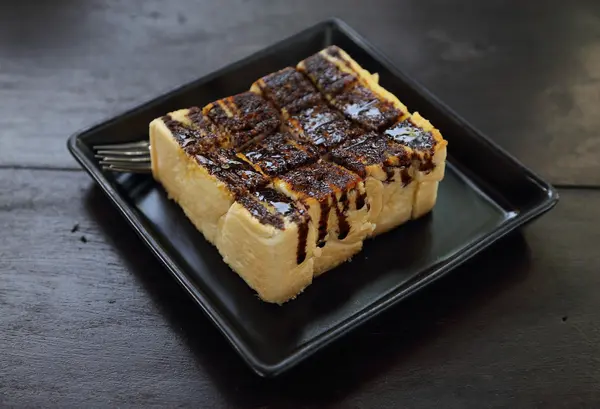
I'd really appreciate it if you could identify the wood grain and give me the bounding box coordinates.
[1,169,599,408]
[2,0,600,407]
[0,0,599,185]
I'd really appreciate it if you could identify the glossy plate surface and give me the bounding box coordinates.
[68,18,558,377]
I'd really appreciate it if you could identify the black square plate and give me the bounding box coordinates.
[67,18,558,377]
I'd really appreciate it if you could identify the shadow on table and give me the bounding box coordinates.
[85,184,532,407]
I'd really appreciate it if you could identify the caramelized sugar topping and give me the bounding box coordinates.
[384,119,435,152]
[242,132,319,176]
[203,92,280,148]
[277,160,362,201]
[330,132,411,178]
[299,53,357,96]
[286,105,363,152]
[332,84,401,131]
[257,67,324,114]
[162,114,221,153]
[194,148,268,193]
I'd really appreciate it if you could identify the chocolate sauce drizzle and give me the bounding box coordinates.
[356,190,366,210]
[253,188,294,217]
[400,168,413,186]
[241,132,318,176]
[340,191,349,212]
[333,85,400,131]
[288,105,362,152]
[385,119,435,151]
[204,92,280,149]
[336,205,350,241]
[196,150,268,194]
[317,198,331,247]
[384,166,395,182]
[257,67,324,114]
[300,52,356,96]
[418,156,435,173]
[296,222,309,264]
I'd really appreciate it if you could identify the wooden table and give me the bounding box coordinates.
[2,1,599,407]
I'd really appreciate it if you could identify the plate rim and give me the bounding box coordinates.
[67,17,559,377]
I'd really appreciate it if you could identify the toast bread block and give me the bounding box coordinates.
[150,112,268,244]
[273,160,375,275]
[330,132,415,236]
[217,187,318,304]
[149,46,448,303]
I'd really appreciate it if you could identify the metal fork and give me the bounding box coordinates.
[93,140,152,173]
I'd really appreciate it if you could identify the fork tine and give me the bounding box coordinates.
[95,154,151,161]
[93,140,152,174]
[98,156,150,161]
[101,161,151,168]
[102,165,152,173]
[95,149,150,156]
[99,156,151,165]
[93,141,150,150]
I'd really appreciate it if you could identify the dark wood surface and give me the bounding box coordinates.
[1,0,599,407]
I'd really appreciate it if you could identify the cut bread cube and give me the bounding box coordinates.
[217,187,317,304]
[297,48,357,97]
[284,104,364,154]
[273,160,375,275]
[149,113,268,244]
[250,67,324,114]
[383,113,448,218]
[330,132,415,236]
[202,91,280,149]
[157,108,224,152]
[298,45,409,131]
[238,131,319,177]
[384,113,447,182]
[330,83,404,131]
